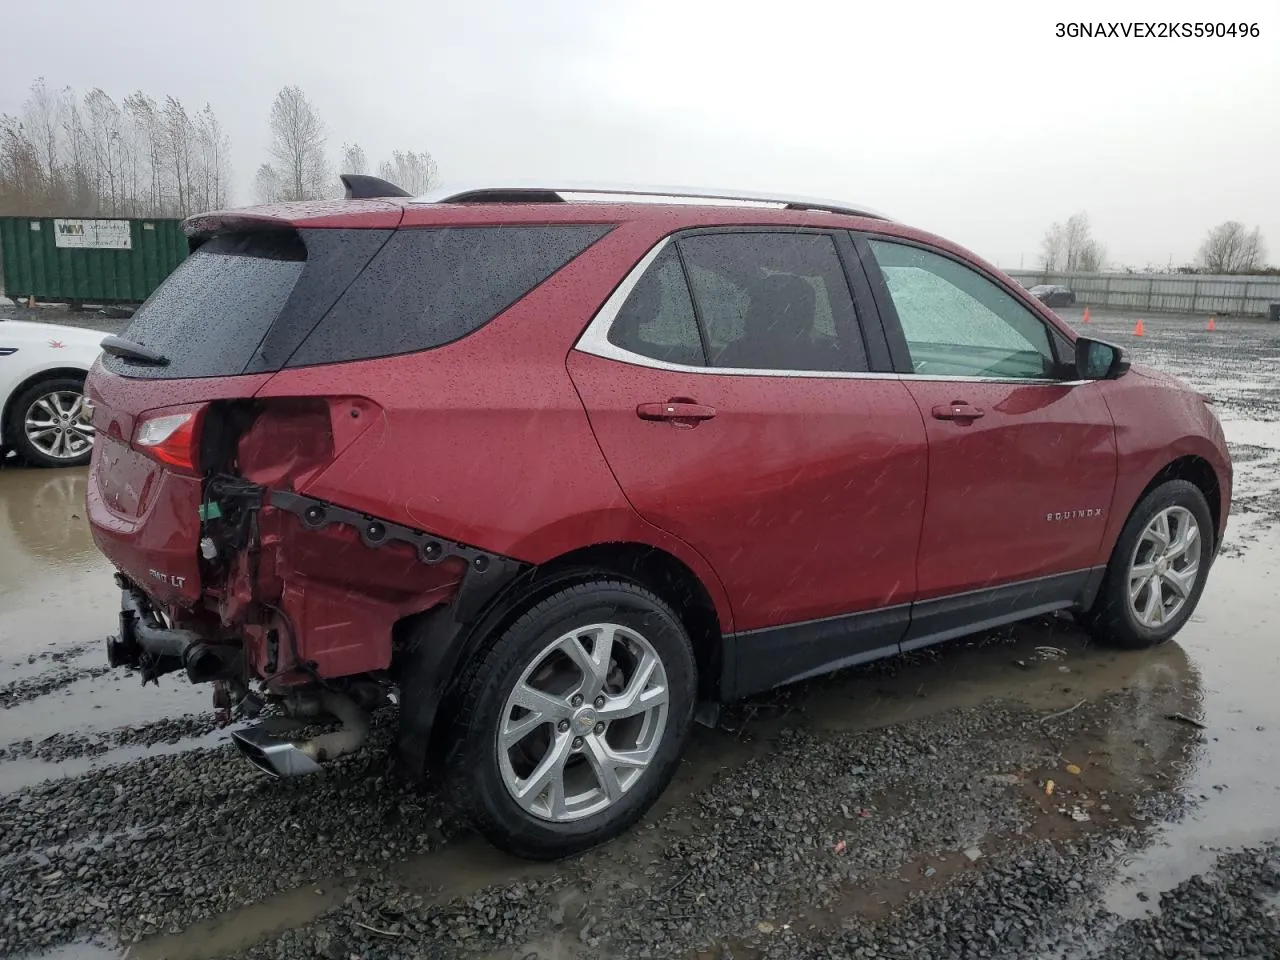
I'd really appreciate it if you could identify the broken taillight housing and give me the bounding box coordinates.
[134,407,203,472]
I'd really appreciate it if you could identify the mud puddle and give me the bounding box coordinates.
[1219,417,1280,448]
[1097,520,1280,919]
[0,469,118,662]
[2,670,207,746]
[0,466,209,793]
[0,726,235,795]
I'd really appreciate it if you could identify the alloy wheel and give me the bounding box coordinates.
[24,390,94,461]
[1127,505,1202,629]
[497,622,669,823]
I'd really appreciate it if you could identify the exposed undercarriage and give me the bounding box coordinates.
[106,478,528,779]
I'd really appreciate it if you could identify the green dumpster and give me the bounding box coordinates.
[0,216,188,308]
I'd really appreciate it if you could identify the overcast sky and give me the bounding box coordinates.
[3,0,1277,269]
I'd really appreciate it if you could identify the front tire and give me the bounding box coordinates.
[6,376,94,468]
[444,580,696,860]
[1087,480,1213,649]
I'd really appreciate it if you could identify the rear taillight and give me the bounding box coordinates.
[134,408,203,473]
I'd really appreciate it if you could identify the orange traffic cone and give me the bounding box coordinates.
[1133,319,1145,336]
[1082,307,1091,324]
[1206,316,1216,331]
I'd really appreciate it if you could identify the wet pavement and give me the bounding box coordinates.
[0,308,1278,958]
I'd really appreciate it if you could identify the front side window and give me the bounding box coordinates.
[677,233,867,372]
[868,239,1057,380]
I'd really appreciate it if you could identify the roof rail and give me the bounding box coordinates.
[340,173,411,199]
[411,181,889,220]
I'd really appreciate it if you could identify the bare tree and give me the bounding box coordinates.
[1197,222,1266,274]
[1040,223,1065,272]
[194,104,230,211]
[253,162,284,203]
[1,79,232,217]
[23,78,64,198]
[123,92,163,214]
[161,97,200,215]
[266,85,328,201]
[84,88,124,214]
[377,149,438,194]
[1040,212,1105,272]
[61,95,94,213]
[0,115,43,214]
[341,142,368,175]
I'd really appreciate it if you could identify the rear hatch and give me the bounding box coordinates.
[86,204,403,604]
[86,201,612,610]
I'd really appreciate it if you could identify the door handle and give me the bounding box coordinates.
[932,402,985,421]
[636,400,717,425]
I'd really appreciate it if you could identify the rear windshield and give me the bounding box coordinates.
[104,223,611,379]
[103,232,305,380]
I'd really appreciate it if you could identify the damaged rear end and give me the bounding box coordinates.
[85,200,534,776]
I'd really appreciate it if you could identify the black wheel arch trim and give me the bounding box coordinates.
[262,488,532,778]
[394,565,662,778]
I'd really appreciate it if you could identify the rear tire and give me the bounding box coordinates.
[5,376,94,468]
[1087,480,1213,649]
[444,579,696,860]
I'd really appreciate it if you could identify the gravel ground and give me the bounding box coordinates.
[0,712,222,763]
[0,710,458,955]
[0,661,1210,959]
[1090,845,1280,959]
[0,307,1278,959]
[210,688,1203,960]
[0,663,114,709]
[0,302,131,335]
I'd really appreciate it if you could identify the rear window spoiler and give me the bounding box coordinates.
[183,199,405,246]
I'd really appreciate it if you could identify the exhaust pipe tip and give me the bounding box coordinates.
[231,727,322,778]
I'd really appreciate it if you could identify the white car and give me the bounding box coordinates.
[1,318,107,468]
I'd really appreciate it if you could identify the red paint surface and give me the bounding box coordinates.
[85,363,273,607]
[901,379,1117,598]
[1095,366,1232,550]
[84,200,1233,688]
[568,351,928,630]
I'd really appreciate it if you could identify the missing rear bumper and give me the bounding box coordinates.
[106,578,241,685]
[266,489,525,621]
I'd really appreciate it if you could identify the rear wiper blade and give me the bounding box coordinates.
[100,335,169,366]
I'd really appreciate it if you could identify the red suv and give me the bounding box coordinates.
[85,181,1231,859]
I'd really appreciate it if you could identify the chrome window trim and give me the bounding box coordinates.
[573,237,1085,387]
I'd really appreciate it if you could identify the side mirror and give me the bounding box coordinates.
[1075,337,1131,380]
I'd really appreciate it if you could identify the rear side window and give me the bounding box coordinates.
[102,232,306,380]
[606,246,705,366]
[287,225,612,367]
[677,233,867,373]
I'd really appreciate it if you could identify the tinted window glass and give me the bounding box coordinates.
[288,225,611,367]
[606,246,704,366]
[868,240,1055,379]
[676,233,866,372]
[102,232,305,380]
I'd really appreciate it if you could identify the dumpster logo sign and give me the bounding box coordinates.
[52,219,132,250]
